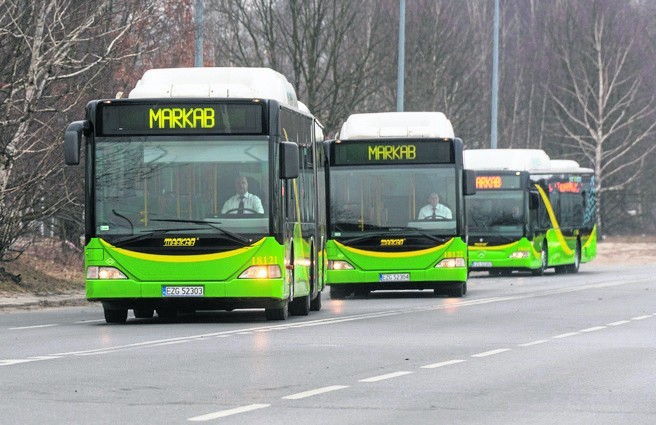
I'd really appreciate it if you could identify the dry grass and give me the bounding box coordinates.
[0,238,84,296]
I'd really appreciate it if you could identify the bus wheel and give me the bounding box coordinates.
[310,291,322,312]
[567,242,581,274]
[133,308,154,319]
[265,301,289,320]
[289,292,310,316]
[532,243,548,276]
[104,308,128,324]
[330,285,350,300]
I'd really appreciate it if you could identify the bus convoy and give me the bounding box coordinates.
[324,112,475,298]
[64,67,596,323]
[64,67,325,323]
[464,149,596,276]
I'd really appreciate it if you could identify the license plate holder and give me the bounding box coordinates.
[162,286,204,297]
[379,273,410,282]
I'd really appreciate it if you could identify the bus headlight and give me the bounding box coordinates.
[87,266,127,279]
[328,260,354,270]
[239,265,281,279]
[435,258,466,268]
[509,251,530,259]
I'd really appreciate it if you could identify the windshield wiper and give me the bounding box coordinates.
[150,218,251,244]
[340,227,447,245]
[111,227,200,245]
[392,226,448,244]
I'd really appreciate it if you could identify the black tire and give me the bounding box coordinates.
[104,308,128,324]
[310,291,322,312]
[329,285,350,300]
[532,242,548,276]
[289,293,310,316]
[567,242,581,274]
[265,301,289,320]
[133,308,154,319]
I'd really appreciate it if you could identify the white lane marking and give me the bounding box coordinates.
[188,404,270,421]
[631,315,651,321]
[517,339,549,347]
[553,332,579,339]
[150,340,190,347]
[471,348,511,358]
[282,385,350,400]
[421,359,466,369]
[359,371,413,383]
[607,320,630,326]
[580,326,606,333]
[74,319,106,324]
[2,276,652,367]
[9,324,58,330]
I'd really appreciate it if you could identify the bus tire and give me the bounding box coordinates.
[532,242,548,276]
[567,242,581,274]
[265,301,289,320]
[104,308,128,324]
[330,285,350,300]
[310,291,322,312]
[289,293,310,316]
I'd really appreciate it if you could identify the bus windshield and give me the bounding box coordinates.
[328,166,457,237]
[467,191,524,235]
[94,137,270,238]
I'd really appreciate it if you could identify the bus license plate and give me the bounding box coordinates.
[471,261,493,268]
[379,273,410,282]
[162,286,204,297]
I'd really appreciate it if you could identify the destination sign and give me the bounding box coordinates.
[331,140,453,165]
[475,174,522,190]
[99,102,264,135]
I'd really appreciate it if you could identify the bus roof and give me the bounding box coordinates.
[128,67,299,108]
[464,149,551,171]
[338,112,455,140]
[548,159,594,174]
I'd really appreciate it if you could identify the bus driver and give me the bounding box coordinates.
[221,175,264,214]
[418,192,452,220]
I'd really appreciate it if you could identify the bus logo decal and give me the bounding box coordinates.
[380,238,406,246]
[163,237,199,247]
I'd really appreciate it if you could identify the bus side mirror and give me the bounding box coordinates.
[529,192,540,210]
[279,140,299,179]
[64,120,88,165]
[463,169,476,196]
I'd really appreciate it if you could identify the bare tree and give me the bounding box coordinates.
[206,0,389,134]
[546,0,656,235]
[0,0,152,265]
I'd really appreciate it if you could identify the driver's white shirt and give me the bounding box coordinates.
[417,203,452,220]
[221,192,264,214]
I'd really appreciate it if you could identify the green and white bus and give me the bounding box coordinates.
[464,149,597,275]
[64,67,325,323]
[324,112,476,298]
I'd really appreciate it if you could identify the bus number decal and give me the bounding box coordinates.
[443,251,464,258]
[368,145,416,161]
[252,256,278,265]
[149,107,216,129]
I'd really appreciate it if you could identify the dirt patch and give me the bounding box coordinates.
[595,236,656,265]
[0,238,84,297]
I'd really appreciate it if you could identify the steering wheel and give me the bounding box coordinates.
[224,208,261,215]
[421,214,449,221]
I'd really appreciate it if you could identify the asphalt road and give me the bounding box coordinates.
[1,263,655,425]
